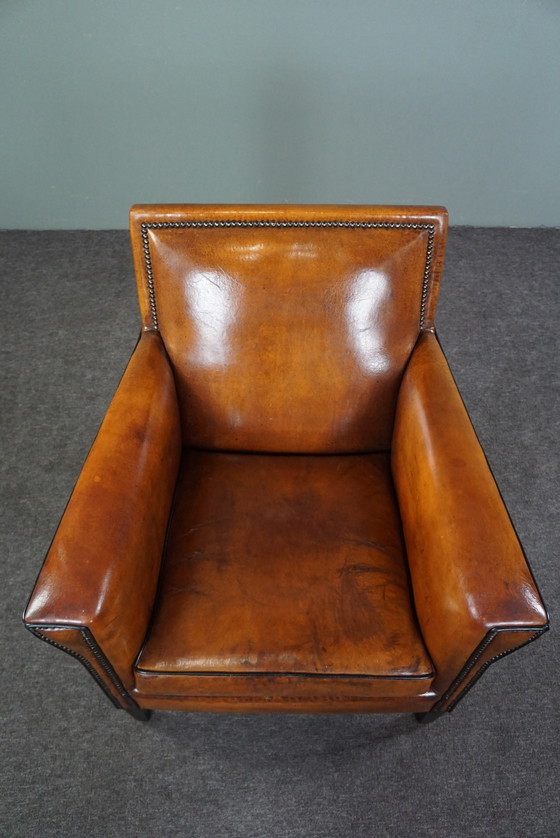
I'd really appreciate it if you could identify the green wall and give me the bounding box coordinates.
[1,0,559,228]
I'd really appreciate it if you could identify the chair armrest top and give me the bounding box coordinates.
[24,329,182,679]
[392,331,548,689]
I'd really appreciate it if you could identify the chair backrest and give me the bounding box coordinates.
[130,204,447,453]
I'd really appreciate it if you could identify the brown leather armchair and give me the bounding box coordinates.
[24,204,548,723]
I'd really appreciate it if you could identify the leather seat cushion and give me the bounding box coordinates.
[135,450,433,698]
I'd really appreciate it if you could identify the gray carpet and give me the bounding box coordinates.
[2,227,559,838]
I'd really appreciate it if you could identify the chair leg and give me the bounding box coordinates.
[126,706,152,722]
[414,710,442,725]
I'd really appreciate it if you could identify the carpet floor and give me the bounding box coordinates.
[1,227,559,837]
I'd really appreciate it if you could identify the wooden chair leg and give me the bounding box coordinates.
[126,706,152,722]
[415,710,442,724]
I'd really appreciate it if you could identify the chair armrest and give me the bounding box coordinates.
[24,329,181,709]
[392,331,548,711]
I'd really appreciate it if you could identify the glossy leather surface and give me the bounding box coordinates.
[136,449,433,696]
[24,331,182,693]
[130,205,448,452]
[392,331,548,696]
[24,205,548,719]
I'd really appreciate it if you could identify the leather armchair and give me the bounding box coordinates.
[24,204,548,722]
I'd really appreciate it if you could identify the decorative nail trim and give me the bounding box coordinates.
[26,623,140,713]
[140,220,436,331]
[434,625,549,713]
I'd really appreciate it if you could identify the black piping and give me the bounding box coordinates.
[134,666,433,681]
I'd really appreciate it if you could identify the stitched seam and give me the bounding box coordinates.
[140,220,435,332]
[27,624,138,711]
